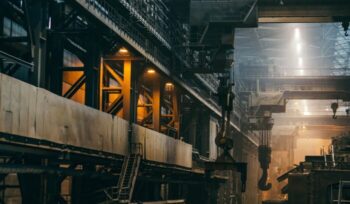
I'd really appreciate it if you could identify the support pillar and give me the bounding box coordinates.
[152,76,161,132]
[17,158,44,204]
[188,107,198,147]
[172,89,180,138]
[85,34,100,108]
[25,0,48,87]
[46,1,64,94]
[123,60,132,121]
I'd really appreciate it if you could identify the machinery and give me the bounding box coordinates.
[277,133,350,204]
[257,116,274,191]
[205,76,248,192]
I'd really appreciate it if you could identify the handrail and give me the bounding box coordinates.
[82,0,171,67]
[131,142,143,156]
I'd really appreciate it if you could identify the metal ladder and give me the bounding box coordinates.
[97,143,142,204]
[331,180,350,203]
[116,153,141,203]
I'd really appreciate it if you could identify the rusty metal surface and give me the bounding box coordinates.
[0,73,193,168]
[0,74,37,139]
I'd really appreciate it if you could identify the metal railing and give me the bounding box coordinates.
[83,0,171,67]
[131,142,143,156]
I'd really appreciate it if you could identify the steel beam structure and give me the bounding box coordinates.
[258,2,350,23]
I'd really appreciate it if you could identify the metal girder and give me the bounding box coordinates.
[0,36,28,43]
[0,132,124,165]
[258,3,350,23]
[283,90,350,100]
[106,95,124,115]
[0,164,117,179]
[63,74,86,99]
[0,50,33,70]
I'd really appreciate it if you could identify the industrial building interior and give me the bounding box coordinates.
[0,0,350,204]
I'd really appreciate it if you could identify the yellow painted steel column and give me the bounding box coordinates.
[123,60,132,121]
[172,89,180,138]
[153,76,161,132]
[99,58,104,111]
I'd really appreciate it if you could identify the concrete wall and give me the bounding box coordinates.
[0,74,192,168]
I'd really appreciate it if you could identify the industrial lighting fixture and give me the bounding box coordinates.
[165,82,174,92]
[147,69,155,74]
[118,47,129,54]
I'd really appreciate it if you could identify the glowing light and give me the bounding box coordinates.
[296,43,302,54]
[298,57,303,67]
[302,100,310,115]
[299,69,304,75]
[118,47,129,54]
[165,82,173,86]
[165,82,174,92]
[147,69,155,74]
[303,111,311,116]
[294,28,300,39]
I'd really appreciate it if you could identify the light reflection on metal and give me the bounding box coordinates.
[294,27,300,40]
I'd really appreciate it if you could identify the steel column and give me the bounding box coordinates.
[46,1,64,95]
[152,76,161,132]
[85,34,100,108]
[123,60,132,120]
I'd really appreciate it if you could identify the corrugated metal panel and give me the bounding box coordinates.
[0,74,193,168]
[113,117,129,155]
[0,74,37,138]
[36,88,70,144]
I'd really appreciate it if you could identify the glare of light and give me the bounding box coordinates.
[165,82,174,92]
[299,69,304,75]
[296,43,302,54]
[298,57,303,67]
[147,69,155,74]
[118,47,129,54]
[302,100,310,115]
[303,111,311,116]
[294,28,300,39]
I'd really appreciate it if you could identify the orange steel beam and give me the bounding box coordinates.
[123,60,132,120]
[172,89,180,138]
[152,76,161,132]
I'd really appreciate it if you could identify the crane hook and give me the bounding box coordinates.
[331,102,338,119]
[258,168,272,191]
[258,145,272,191]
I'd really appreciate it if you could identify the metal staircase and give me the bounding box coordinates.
[116,153,141,203]
[98,143,142,204]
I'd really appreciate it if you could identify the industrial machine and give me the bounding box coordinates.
[277,133,350,204]
[205,76,248,192]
